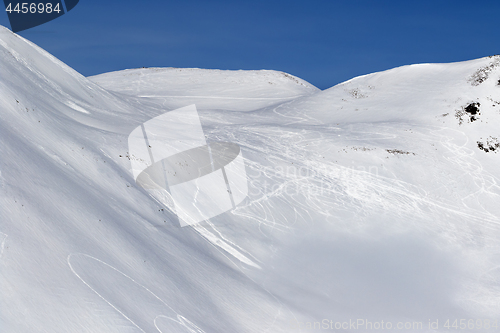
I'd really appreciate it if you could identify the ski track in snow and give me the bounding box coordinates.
[0,232,7,259]
[226,121,500,242]
[154,315,205,333]
[68,251,289,333]
[272,100,323,126]
[433,127,500,216]
[192,223,261,269]
[68,253,204,333]
[189,222,298,332]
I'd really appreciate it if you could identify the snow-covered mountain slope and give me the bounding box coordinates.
[89,67,319,111]
[2,23,500,332]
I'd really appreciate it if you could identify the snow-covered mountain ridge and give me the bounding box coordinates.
[1,24,500,332]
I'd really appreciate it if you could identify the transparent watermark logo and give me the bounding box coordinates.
[4,0,79,33]
[128,104,248,227]
[289,318,429,331]
[249,164,379,195]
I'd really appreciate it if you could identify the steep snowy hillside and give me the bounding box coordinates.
[2,23,500,333]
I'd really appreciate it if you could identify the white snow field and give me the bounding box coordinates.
[2,24,500,332]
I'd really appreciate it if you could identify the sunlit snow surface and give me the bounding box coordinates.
[1,25,500,332]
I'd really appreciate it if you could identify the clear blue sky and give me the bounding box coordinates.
[1,0,499,89]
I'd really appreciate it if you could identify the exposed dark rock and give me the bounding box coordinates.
[386,149,415,155]
[477,137,500,153]
[456,102,481,124]
[468,56,500,86]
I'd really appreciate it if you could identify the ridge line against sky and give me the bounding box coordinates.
[1,0,499,90]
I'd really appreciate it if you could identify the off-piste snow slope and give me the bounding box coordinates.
[1,25,500,332]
